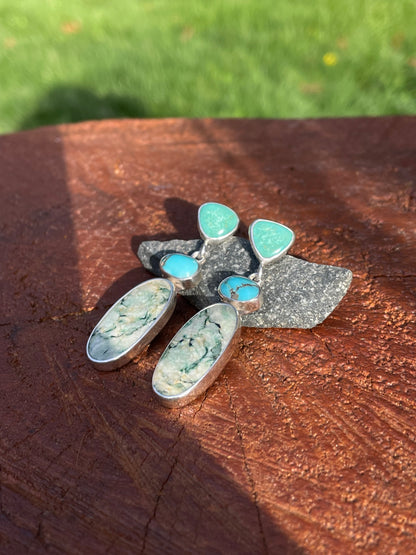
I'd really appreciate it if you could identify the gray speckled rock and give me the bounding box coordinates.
[137,238,352,329]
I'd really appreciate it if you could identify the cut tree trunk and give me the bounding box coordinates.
[1,117,415,554]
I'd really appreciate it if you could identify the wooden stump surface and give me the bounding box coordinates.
[1,117,415,554]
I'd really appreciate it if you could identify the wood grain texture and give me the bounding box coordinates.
[1,117,415,554]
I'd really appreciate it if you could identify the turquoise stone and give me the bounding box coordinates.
[160,253,199,279]
[199,202,239,240]
[87,278,173,362]
[219,276,260,302]
[251,219,294,261]
[153,303,238,397]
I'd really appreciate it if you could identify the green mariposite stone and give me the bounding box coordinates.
[251,219,294,261]
[153,303,238,398]
[198,202,239,240]
[87,278,173,362]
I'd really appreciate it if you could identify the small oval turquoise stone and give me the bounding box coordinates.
[199,202,239,239]
[219,276,260,302]
[251,220,294,261]
[161,253,199,279]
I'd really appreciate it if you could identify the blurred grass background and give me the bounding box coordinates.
[0,0,415,133]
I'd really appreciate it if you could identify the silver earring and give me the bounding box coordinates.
[152,219,295,407]
[86,203,239,371]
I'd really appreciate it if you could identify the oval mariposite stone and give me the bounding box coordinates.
[250,219,295,262]
[87,278,175,369]
[198,202,239,240]
[152,303,240,406]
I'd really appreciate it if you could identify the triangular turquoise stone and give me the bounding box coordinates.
[251,220,294,261]
[199,202,239,240]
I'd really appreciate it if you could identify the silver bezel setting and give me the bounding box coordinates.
[248,219,295,265]
[197,202,239,243]
[152,303,241,408]
[218,276,263,314]
[86,278,176,371]
[159,254,202,292]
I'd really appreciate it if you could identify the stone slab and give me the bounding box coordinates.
[138,238,353,328]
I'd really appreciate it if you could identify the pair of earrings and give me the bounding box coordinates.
[86,202,295,408]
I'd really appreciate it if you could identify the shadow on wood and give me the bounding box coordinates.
[0,126,301,553]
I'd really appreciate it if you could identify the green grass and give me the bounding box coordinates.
[0,0,415,133]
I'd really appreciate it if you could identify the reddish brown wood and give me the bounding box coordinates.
[1,118,415,554]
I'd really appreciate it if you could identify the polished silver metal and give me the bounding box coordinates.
[248,263,264,286]
[86,278,176,371]
[152,304,241,408]
[159,254,202,292]
[218,277,263,314]
[190,238,210,264]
